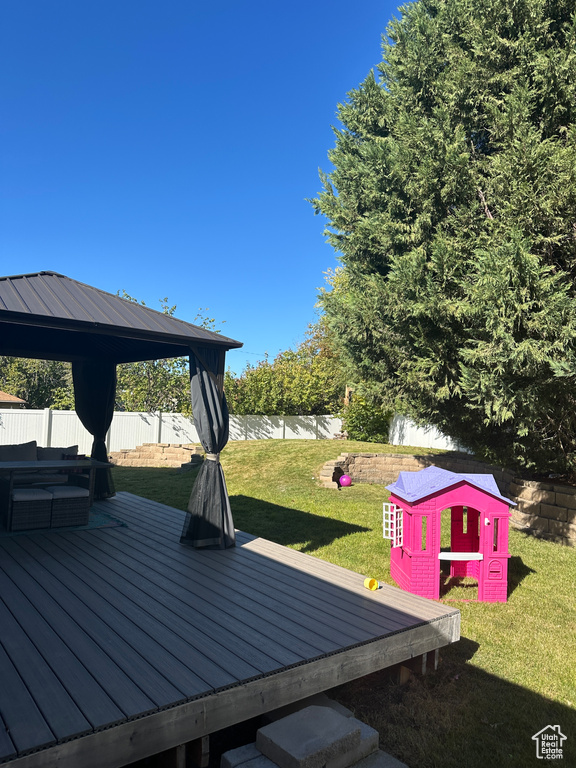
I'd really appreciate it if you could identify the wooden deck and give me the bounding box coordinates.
[0,492,460,768]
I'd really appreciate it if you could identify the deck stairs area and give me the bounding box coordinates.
[109,442,204,469]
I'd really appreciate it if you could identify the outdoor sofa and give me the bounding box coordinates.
[0,441,92,531]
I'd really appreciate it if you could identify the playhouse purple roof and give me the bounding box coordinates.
[386,466,515,505]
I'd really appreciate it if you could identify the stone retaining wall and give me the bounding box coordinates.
[319,452,513,494]
[320,452,575,546]
[509,478,576,546]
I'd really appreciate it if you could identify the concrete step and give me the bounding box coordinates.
[263,693,354,724]
[221,748,406,768]
[221,701,406,768]
[352,751,408,768]
[256,706,361,768]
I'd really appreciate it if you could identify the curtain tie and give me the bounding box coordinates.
[205,452,220,463]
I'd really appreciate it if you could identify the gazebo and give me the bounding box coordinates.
[0,272,462,768]
[0,270,243,549]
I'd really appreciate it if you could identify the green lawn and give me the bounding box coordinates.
[112,439,576,768]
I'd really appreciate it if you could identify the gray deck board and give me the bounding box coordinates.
[120,494,445,625]
[0,566,126,729]
[106,516,367,648]
[0,714,16,765]
[13,536,228,694]
[117,503,388,638]
[92,524,337,657]
[34,535,260,683]
[51,532,286,675]
[0,491,460,768]
[114,495,422,633]
[0,545,159,718]
[81,528,321,662]
[0,641,56,754]
[0,597,92,740]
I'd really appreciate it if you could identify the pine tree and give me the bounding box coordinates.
[312,0,576,474]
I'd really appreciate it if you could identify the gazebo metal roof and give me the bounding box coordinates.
[0,271,242,363]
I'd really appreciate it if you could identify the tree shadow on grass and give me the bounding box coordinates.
[332,635,576,768]
[229,494,369,552]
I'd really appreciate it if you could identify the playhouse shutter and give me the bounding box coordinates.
[383,503,403,547]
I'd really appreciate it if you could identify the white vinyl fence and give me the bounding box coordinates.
[0,409,460,453]
[388,413,469,452]
[0,409,344,453]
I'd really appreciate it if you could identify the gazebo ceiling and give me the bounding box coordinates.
[0,271,242,363]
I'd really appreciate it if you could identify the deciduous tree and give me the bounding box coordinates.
[225,320,347,416]
[0,357,74,409]
[115,294,222,414]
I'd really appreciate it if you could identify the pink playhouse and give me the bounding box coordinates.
[383,466,514,603]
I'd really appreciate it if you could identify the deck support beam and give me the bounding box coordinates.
[395,647,441,684]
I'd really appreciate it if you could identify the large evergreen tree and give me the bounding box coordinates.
[312,0,576,474]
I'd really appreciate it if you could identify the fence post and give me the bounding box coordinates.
[157,411,163,443]
[42,408,53,447]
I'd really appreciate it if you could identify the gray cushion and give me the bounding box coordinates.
[45,485,90,499]
[37,445,78,461]
[0,440,37,462]
[12,488,53,501]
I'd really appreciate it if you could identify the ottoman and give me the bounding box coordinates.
[9,488,53,531]
[45,485,91,528]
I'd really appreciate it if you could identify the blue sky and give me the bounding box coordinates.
[1,1,399,374]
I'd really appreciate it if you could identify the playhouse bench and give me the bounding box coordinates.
[437,552,483,560]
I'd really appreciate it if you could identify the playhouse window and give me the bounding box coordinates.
[421,515,428,551]
[462,507,468,534]
[493,518,500,552]
[383,503,403,547]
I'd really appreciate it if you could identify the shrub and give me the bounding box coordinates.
[342,397,391,442]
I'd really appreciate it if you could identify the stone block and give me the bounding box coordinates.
[352,749,409,768]
[239,758,277,768]
[555,492,576,510]
[548,519,576,540]
[510,510,533,527]
[221,743,261,768]
[513,486,556,504]
[515,498,542,516]
[256,706,361,768]
[514,477,554,491]
[526,516,549,532]
[264,693,354,724]
[508,482,524,497]
[539,504,568,522]
[325,720,379,768]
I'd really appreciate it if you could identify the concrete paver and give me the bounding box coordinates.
[256,706,361,768]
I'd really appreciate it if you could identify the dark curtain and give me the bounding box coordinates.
[180,346,235,548]
[72,358,116,500]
